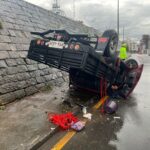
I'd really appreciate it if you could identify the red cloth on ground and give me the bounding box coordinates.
[48,112,78,130]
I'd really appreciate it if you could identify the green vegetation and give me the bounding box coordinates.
[40,84,53,92]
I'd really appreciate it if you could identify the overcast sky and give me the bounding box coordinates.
[25,0,150,40]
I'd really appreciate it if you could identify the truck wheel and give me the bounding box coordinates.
[102,30,118,57]
[125,59,138,69]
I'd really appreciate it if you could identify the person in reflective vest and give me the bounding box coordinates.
[119,43,127,60]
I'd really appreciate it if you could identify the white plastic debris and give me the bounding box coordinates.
[51,127,55,131]
[83,113,92,120]
[114,116,121,119]
[82,107,87,114]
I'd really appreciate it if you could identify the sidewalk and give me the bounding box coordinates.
[0,83,69,150]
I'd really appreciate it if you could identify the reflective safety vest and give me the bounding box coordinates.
[119,46,127,60]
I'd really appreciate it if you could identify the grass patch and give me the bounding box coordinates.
[40,84,53,92]
[0,21,3,29]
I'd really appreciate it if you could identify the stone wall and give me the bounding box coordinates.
[0,0,99,105]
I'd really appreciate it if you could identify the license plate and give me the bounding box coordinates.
[45,40,64,49]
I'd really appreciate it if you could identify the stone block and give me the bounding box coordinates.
[55,77,64,86]
[8,30,16,37]
[0,29,9,36]
[0,82,18,94]
[17,65,28,73]
[15,30,25,37]
[0,60,7,68]
[14,89,26,99]
[16,44,29,51]
[13,24,21,30]
[0,51,10,60]
[10,36,21,44]
[8,51,20,58]
[17,81,28,89]
[27,64,38,71]
[3,22,14,29]
[38,64,47,70]
[41,68,51,75]
[22,44,29,50]
[5,59,17,66]
[0,35,11,43]
[56,72,63,77]
[16,44,23,50]
[16,72,30,81]
[9,44,17,51]
[19,51,27,58]
[44,74,52,81]
[0,43,10,50]
[6,67,18,75]
[0,92,16,105]
[36,83,45,90]
[25,58,37,65]
[0,76,4,85]
[29,70,41,77]
[16,58,26,65]
[25,86,38,96]
[52,74,57,80]
[0,69,7,76]
[36,76,45,83]
[0,74,17,85]
[26,78,37,86]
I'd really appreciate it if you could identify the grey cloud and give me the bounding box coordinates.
[77,1,150,39]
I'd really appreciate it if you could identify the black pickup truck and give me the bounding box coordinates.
[27,29,143,98]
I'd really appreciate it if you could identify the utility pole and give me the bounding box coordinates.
[123,26,125,41]
[117,0,119,38]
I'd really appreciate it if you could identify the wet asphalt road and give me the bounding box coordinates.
[38,54,150,150]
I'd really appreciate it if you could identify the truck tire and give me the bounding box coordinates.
[102,30,118,57]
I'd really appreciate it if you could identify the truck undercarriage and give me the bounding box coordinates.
[27,29,143,99]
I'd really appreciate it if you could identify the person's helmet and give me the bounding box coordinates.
[122,43,126,47]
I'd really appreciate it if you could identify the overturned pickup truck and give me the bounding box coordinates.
[27,29,143,99]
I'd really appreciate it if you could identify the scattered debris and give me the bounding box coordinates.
[51,127,55,131]
[83,113,92,120]
[103,99,118,114]
[107,117,110,121]
[114,116,121,119]
[48,112,78,130]
[82,106,87,114]
[71,121,86,131]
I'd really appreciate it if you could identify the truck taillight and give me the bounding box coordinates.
[37,39,41,45]
[74,44,80,50]
[37,39,44,45]
[69,43,75,49]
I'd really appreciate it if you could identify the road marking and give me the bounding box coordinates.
[51,96,108,150]
[51,131,76,150]
[93,96,108,110]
